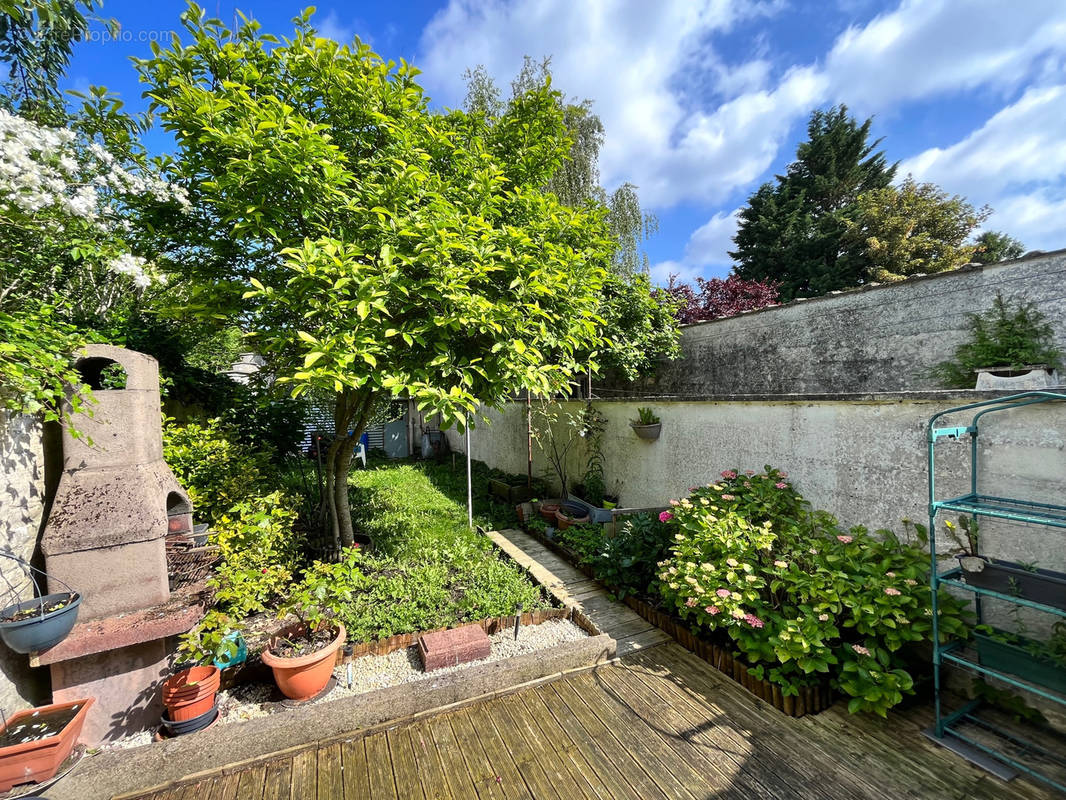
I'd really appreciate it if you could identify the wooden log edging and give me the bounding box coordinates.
[522,525,835,717]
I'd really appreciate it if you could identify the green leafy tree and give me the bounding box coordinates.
[732,105,897,300]
[973,230,1025,264]
[138,7,614,548]
[845,178,990,282]
[0,0,107,121]
[462,57,678,376]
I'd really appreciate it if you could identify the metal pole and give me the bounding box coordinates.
[466,414,473,528]
[526,391,533,488]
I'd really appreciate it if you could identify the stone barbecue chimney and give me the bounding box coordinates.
[41,344,190,619]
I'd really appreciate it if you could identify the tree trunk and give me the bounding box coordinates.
[320,389,377,552]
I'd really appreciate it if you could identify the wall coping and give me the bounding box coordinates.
[677,247,1066,330]
[540,389,1055,405]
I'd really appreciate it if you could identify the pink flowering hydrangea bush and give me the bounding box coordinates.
[657,467,970,716]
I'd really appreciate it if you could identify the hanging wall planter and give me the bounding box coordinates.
[630,407,662,441]
[0,554,81,655]
[0,698,93,792]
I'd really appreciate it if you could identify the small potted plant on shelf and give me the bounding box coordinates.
[261,576,346,702]
[0,697,94,792]
[972,622,1066,695]
[944,518,984,573]
[630,407,662,441]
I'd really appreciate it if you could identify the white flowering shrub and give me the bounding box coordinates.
[0,108,189,422]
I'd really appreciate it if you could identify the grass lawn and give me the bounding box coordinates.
[327,458,550,643]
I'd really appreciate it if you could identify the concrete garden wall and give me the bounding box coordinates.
[629,249,1066,396]
[0,410,52,709]
[455,393,1066,574]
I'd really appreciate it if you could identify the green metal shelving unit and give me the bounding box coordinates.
[926,391,1066,793]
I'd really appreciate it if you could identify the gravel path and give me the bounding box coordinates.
[102,619,588,749]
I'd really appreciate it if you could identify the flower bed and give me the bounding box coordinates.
[523,467,971,717]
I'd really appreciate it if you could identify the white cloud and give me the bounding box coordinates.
[899,85,1066,251]
[314,11,356,45]
[825,0,1066,113]
[417,0,1066,277]
[417,0,796,207]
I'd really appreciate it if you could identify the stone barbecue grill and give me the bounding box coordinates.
[35,344,205,744]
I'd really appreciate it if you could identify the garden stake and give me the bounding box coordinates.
[514,605,521,641]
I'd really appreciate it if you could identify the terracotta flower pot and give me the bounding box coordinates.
[162,665,220,722]
[539,500,562,524]
[0,698,93,792]
[262,622,346,701]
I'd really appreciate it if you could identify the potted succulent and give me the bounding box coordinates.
[945,519,1066,611]
[262,580,345,702]
[0,698,94,792]
[630,407,662,441]
[161,665,220,722]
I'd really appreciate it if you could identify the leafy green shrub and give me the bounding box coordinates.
[932,294,1062,387]
[657,468,970,716]
[288,543,545,644]
[162,417,276,526]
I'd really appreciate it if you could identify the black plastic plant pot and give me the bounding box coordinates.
[960,559,1066,611]
[0,592,82,654]
[973,631,1066,694]
[161,702,219,736]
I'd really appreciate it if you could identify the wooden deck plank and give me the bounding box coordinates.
[469,702,557,800]
[341,738,373,800]
[495,692,596,800]
[317,743,344,800]
[513,688,618,800]
[405,718,457,800]
[387,726,428,800]
[289,749,316,800]
[461,703,535,800]
[424,713,481,800]
[260,759,293,800]
[529,681,647,800]
[233,765,267,800]
[365,732,400,800]
[447,709,511,800]
[208,773,242,800]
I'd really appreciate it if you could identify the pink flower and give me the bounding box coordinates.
[744,613,764,629]
[779,472,788,478]
[261,568,268,574]
[885,571,896,577]
[721,494,735,501]
[705,606,720,615]
[685,597,697,607]
[669,499,680,506]
[688,487,698,493]
[744,481,751,487]
[745,470,755,476]
[721,470,737,479]
[716,588,731,598]
[904,579,918,586]
[851,644,871,657]
[818,613,829,622]
[775,482,788,489]
[884,587,901,596]
[773,560,788,569]
[836,535,853,544]
[658,511,673,522]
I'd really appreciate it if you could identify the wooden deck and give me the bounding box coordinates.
[121,528,1059,800]
[126,643,1056,800]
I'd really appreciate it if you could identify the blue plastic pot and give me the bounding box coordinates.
[0,592,82,654]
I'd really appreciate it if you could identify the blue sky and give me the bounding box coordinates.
[64,0,1066,283]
